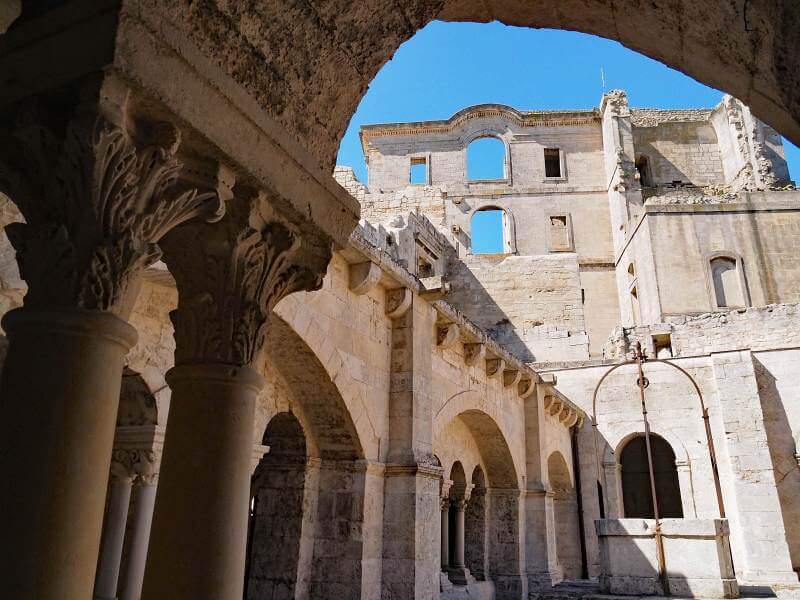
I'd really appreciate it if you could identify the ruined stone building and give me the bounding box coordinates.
[3,3,800,600]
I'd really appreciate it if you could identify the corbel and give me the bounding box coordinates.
[436,322,461,349]
[518,378,535,399]
[385,287,412,319]
[486,358,506,379]
[349,261,382,295]
[503,369,521,388]
[463,342,486,366]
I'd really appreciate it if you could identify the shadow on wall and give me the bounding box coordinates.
[752,356,800,574]
[444,244,536,362]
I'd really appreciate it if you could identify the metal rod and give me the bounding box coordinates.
[633,342,670,596]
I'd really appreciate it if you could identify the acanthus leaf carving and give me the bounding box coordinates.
[0,112,224,314]
[163,189,331,367]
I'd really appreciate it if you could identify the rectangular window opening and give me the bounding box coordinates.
[544,148,562,178]
[652,333,673,358]
[410,157,427,185]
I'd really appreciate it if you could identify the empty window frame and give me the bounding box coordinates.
[471,208,506,254]
[544,148,563,179]
[710,255,747,308]
[467,137,506,181]
[409,156,428,185]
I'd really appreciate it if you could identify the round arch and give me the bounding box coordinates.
[456,409,519,489]
[469,203,517,254]
[259,313,365,462]
[177,3,800,171]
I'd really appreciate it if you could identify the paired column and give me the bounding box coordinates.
[94,465,134,600]
[0,90,222,600]
[120,472,159,600]
[142,188,330,600]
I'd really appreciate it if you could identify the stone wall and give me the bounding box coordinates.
[632,120,725,186]
[446,253,589,362]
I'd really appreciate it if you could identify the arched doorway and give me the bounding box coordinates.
[465,466,488,581]
[547,451,582,581]
[245,411,310,600]
[619,434,683,518]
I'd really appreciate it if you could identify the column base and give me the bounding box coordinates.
[448,566,475,586]
[441,571,453,591]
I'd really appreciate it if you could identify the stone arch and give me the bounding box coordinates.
[251,314,371,599]
[182,3,800,171]
[547,451,582,581]
[435,390,524,484]
[260,313,365,462]
[117,368,160,428]
[274,294,380,460]
[246,411,312,600]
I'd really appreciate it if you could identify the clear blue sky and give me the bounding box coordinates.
[336,21,800,186]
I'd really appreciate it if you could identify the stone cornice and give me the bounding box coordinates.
[360,104,600,153]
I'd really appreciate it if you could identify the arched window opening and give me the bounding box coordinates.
[471,208,506,254]
[548,452,582,580]
[620,434,683,519]
[710,256,746,308]
[447,462,467,569]
[465,467,487,581]
[467,136,506,181]
[636,155,653,187]
[245,412,308,600]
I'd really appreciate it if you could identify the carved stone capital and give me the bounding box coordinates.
[440,496,451,511]
[110,448,158,483]
[162,188,330,367]
[0,112,224,314]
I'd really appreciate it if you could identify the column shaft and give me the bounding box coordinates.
[453,502,466,568]
[142,364,262,600]
[120,482,158,600]
[0,308,137,600]
[441,501,450,569]
[95,477,134,599]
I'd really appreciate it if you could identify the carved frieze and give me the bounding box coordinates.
[0,113,223,314]
[162,189,330,367]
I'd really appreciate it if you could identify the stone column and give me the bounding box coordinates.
[142,188,330,600]
[0,96,222,600]
[441,497,450,570]
[94,462,134,600]
[119,475,158,600]
[674,459,697,518]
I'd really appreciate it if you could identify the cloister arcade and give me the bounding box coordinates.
[2,1,800,599]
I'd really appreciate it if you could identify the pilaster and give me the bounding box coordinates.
[710,350,797,584]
